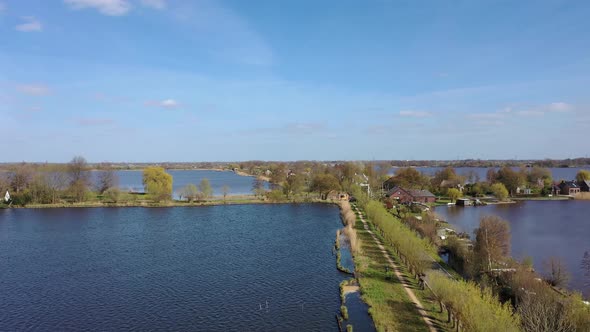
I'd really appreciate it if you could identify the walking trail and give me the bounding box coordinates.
[354,206,438,332]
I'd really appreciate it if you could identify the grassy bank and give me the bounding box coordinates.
[351,208,451,332]
[5,196,337,209]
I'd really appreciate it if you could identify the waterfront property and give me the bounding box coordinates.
[559,180,581,196]
[386,186,436,204]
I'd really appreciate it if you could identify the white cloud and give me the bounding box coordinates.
[399,110,432,118]
[548,102,572,112]
[64,0,131,16]
[140,0,166,9]
[17,84,50,96]
[146,99,181,109]
[15,16,42,32]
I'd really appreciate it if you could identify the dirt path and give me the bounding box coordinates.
[354,206,438,332]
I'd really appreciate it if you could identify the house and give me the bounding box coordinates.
[327,191,349,201]
[559,181,580,196]
[516,186,533,195]
[579,180,590,192]
[456,198,471,206]
[386,186,436,204]
[551,184,561,196]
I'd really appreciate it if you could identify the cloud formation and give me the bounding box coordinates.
[64,0,132,16]
[146,99,180,109]
[17,84,51,96]
[15,16,42,32]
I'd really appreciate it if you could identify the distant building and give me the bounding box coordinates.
[516,186,533,195]
[386,186,436,204]
[456,198,471,206]
[579,180,590,192]
[559,181,580,196]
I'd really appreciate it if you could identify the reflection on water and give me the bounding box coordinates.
[435,201,590,298]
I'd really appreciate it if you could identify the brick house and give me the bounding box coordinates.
[559,181,580,195]
[386,186,436,204]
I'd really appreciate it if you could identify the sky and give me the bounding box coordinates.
[0,0,589,162]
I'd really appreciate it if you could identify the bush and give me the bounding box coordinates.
[104,187,121,203]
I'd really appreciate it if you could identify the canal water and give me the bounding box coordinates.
[91,169,269,196]
[390,166,588,182]
[0,204,345,331]
[434,200,590,298]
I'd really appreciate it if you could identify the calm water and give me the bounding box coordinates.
[435,201,590,297]
[0,204,346,331]
[92,170,268,196]
[391,167,588,182]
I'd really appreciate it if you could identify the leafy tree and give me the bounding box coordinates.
[180,184,199,202]
[495,167,525,196]
[104,187,121,203]
[310,173,341,199]
[576,169,590,182]
[491,183,509,201]
[447,188,461,202]
[526,167,552,188]
[199,178,213,199]
[385,167,430,190]
[474,215,511,273]
[283,174,305,198]
[142,166,173,202]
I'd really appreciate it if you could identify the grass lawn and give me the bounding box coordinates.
[353,213,452,332]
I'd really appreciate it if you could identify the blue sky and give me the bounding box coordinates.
[1,0,589,162]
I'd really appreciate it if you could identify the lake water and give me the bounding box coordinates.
[92,170,268,196]
[434,201,590,298]
[0,204,346,331]
[390,167,588,182]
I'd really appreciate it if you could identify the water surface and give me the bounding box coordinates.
[0,204,344,331]
[435,201,590,297]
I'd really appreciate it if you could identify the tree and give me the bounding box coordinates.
[199,178,213,199]
[576,169,590,182]
[495,167,525,196]
[67,156,91,202]
[180,184,199,202]
[310,173,341,199]
[10,163,34,193]
[96,169,118,194]
[385,167,430,190]
[222,185,230,201]
[474,215,511,273]
[142,166,173,202]
[543,257,570,287]
[104,187,121,203]
[283,174,305,198]
[491,183,509,201]
[252,177,265,197]
[447,188,461,202]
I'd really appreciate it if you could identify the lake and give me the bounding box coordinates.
[92,170,268,196]
[0,204,346,331]
[390,167,589,182]
[434,201,590,298]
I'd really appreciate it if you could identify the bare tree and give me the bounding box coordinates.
[96,169,118,194]
[222,185,230,201]
[517,290,575,332]
[67,156,91,202]
[543,257,570,287]
[474,215,511,272]
[10,163,34,193]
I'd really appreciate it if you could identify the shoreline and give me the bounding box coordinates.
[3,197,336,209]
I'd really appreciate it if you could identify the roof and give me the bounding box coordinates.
[408,189,436,198]
[560,181,579,188]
